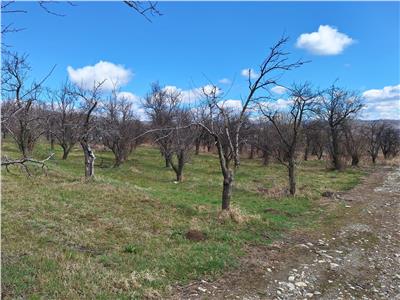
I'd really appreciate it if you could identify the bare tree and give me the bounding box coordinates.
[73,81,105,178]
[144,82,180,168]
[1,52,54,157]
[302,120,327,161]
[316,85,363,170]
[260,83,317,195]
[253,120,274,165]
[365,121,383,164]
[196,37,305,210]
[343,120,366,166]
[47,81,80,159]
[101,90,144,167]
[380,125,400,159]
[167,109,197,182]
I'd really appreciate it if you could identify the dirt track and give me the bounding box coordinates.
[173,166,400,299]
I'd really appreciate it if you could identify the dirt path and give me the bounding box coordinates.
[172,166,400,299]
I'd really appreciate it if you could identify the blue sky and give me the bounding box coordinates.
[2,1,400,119]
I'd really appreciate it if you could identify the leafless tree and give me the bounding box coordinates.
[343,120,366,166]
[143,82,180,168]
[302,120,327,161]
[380,125,400,159]
[316,85,363,170]
[260,83,318,195]
[365,121,383,164]
[167,109,197,182]
[47,81,80,159]
[73,80,105,178]
[1,52,55,157]
[196,37,305,210]
[248,119,274,165]
[101,89,144,167]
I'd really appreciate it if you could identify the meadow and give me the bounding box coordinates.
[1,140,365,299]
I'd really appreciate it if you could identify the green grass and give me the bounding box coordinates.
[1,140,366,299]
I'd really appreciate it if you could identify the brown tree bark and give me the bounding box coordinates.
[288,159,296,195]
[331,128,342,170]
[61,144,73,160]
[222,170,233,210]
[81,141,95,178]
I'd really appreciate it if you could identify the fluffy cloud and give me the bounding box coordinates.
[296,25,354,55]
[117,91,140,102]
[217,99,242,111]
[361,84,400,120]
[117,91,146,120]
[271,86,287,95]
[163,84,221,104]
[219,78,231,85]
[363,84,400,102]
[241,68,259,79]
[67,61,132,90]
[260,98,293,111]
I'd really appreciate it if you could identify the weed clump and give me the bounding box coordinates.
[217,206,261,224]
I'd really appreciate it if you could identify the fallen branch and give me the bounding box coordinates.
[1,153,55,176]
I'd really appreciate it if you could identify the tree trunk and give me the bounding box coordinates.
[317,148,323,160]
[304,142,309,161]
[165,155,171,168]
[62,145,72,160]
[195,139,200,155]
[382,151,389,160]
[222,171,233,210]
[170,151,185,182]
[351,155,359,166]
[114,157,123,167]
[177,152,185,182]
[372,154,377,164]
[331,128,342,170]
[50,136,55,151]
[262,150,269,166]
[288,159,296,195]
[249,144,255,159]
[81,141,95,178]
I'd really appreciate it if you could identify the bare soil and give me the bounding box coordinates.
[172,166,400,299]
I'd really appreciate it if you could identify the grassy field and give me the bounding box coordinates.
[1,140,365,299]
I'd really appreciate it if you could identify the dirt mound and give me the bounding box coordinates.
[185,230,206,241]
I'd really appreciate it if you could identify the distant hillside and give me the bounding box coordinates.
[357,119,400,129]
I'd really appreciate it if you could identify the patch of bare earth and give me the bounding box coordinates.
[171,166,400,299]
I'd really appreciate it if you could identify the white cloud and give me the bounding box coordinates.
[163,85,198,103]
[362,84,400,102]
[117,91,146,120]
[163,84,221,104]
[361,84,400,120]
[67,61,133,90]
[219,78,231,85]
[296,25,354,55]
[117,91,140,102]
[271,86,287,95]
[241,68,259,79]
[260,98,293,111]
[217,99,242,111]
